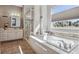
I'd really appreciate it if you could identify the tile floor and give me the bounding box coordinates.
[0,39,35,54]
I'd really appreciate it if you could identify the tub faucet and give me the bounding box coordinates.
[43,33,48,40]
[59,40,68,49]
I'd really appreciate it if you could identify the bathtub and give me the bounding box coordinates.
[45,36,78,53]
[29,35,79,54]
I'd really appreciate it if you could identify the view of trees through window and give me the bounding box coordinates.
[52,19,79,27]
[50,5,79,40]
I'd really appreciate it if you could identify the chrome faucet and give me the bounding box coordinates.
[59,40,68,49]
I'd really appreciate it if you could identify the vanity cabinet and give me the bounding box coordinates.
[16,29,23,39]
[0,28,23,41]
[2,30,8,41]
[7,29,15,40]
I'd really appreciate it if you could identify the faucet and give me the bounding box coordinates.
[59,40,68,49]
[43,33,48,40]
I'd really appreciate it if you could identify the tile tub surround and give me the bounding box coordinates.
[0,39,35,54]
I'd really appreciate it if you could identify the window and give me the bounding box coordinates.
[51,5,79,15]
[51,5,79,40]
[52,19,79,27]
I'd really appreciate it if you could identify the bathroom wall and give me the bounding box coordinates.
[33,6,52,34]
[33,5,41,34]
[0,5,22,28]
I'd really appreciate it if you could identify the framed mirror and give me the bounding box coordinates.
[11,16,20,27]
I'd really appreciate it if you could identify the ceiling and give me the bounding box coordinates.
[15,5,23,7]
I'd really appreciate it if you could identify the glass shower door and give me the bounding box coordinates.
[24,7,34,39]
[24,19,30,39]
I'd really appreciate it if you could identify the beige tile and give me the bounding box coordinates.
[0,39,35,54]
